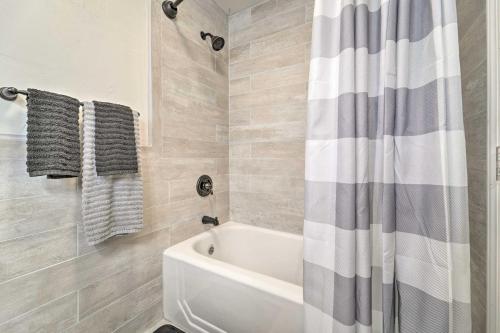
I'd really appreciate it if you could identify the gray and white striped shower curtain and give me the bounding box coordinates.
[304,0,471,332]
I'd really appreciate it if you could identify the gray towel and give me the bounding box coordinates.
[93,101,138,176]
[82,102,144,245]
[26,89,81,178]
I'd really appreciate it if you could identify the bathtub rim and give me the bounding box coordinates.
[163,221,303,305]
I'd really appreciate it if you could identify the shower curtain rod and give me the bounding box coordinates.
[0,86,140,116]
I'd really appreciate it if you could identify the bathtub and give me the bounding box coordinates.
[163,222,303,333]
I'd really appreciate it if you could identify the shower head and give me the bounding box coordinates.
[201,31,225,51]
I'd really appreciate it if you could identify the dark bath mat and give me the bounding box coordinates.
[153,324,185,333]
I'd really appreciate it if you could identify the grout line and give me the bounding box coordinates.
[69,276,163,331]
[0,223,77,245]
[110,299,163,333]
[0,291,77,328]
[76,289,80,323]
[0,225,170,286]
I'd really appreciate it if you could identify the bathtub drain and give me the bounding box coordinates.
[208,245,214,255]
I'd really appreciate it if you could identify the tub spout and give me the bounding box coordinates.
[202,216,219,226]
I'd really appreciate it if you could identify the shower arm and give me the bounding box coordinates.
[201,32,214,40]
[171,0,183,8]
[163,0,184,19]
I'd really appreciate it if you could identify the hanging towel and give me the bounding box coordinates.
[26,89,81,178]
[93,101,138,176]
[81,102,143,245]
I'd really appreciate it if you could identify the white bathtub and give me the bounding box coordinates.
[163,222,303,333]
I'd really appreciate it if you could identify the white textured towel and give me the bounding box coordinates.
[81,101,144,245]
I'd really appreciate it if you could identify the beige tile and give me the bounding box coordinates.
[0,293,77,333]
[462,61,487,121]
[251,141,305,159]
[277,0,313,12]
[0,176,78,201]
[230,143,252,158]
[231,83,306,110]
[231,43,306,79]
[231,209,303,234]
[230,158,304,177]
[458,11,486,80]
[230,174,251,192]
[456,0,487,329]
[251,101,307,124]
[163,70,219,108]
[0,194,79,242]
[230,191,303,227]
[229,109,251,126]
[143,180,170,208]
[162,111,217,142]
[230,43,251,64]
[215,191,230,222]
[162,23,215,71]
[216,158,230,175]
[169,178,199,202]
[216,125,229,144]
[229,8,251,34]
[251,0,277,22]
[250,23,312,58]
[145,197,210,231]
[78,256,161,319]
[113,301,163,333]
[230,77,251,96]
[192,0,228,35]
[213,174,230,194]
[162,46,227,91]
[162,137,228,158]
[68,278,162,333]
[217,93,229,111]
[231,191,289,212]
[171,219,209,245]
[215,55,228,77]
[230,121,305,143]
[0,226,77,283]
[250,175,304,201]
[162,92,228,126]
[252,63,308,90]
[142,158,217,183]
[231,6,305,47]
[0,229,169,323]
[305,3,314,22]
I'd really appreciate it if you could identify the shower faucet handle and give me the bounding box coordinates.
[202,182,213,192]
[196,175,214,197]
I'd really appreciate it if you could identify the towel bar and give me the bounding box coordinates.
[0,86,140,116]
[0,87,27,101]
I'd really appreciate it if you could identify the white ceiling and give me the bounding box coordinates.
[214,0,263,14]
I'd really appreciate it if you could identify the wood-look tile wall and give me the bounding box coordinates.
[228,0,313,234]
[456,0,487,332]
[0,0,229,331]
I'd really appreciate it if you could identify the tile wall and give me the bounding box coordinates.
[228,0,314,234]
[456,0,488,332]
[0,0,229,331]
[0,0,489,332]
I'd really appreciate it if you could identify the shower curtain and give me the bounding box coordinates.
[304,1,471,332]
